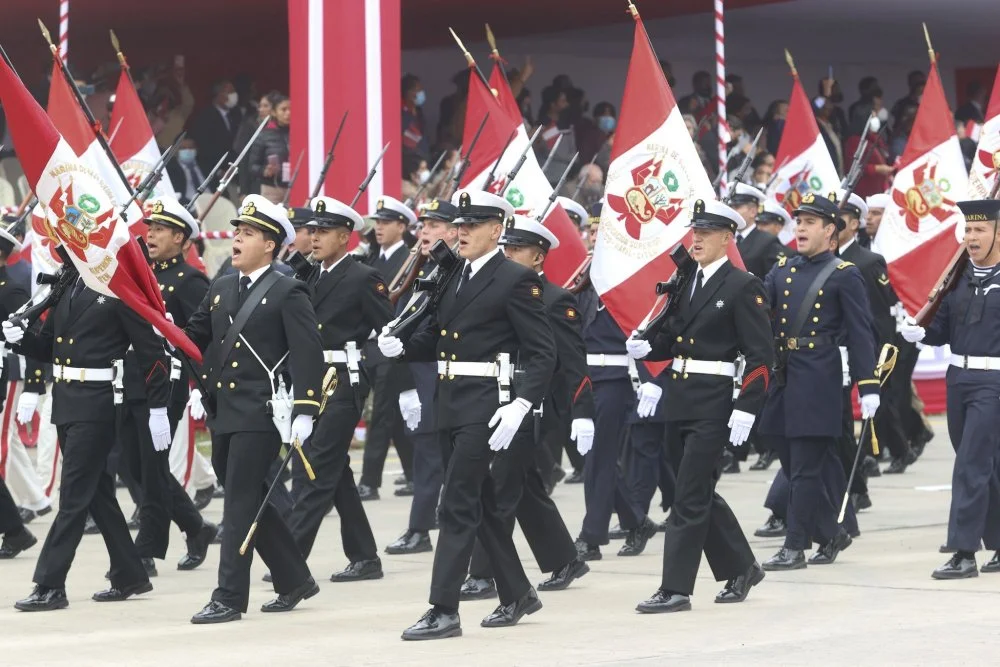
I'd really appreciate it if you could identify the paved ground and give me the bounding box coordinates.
[2,415,998,666]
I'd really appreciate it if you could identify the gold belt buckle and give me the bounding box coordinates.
[786,338,799,351]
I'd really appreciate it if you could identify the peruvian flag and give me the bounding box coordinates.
[968,66,1000,199]
[29,202,64,295]
[872,61,967,316]
[767,72,840,243]
[457,67,587,286]
[593,11,742,344]
[109,68,176,201]
[0,54,202,363]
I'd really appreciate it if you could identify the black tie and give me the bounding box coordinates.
[239,276,251,305]
[690,269,704,303]
[456,264,473,295]
[736,233,743,247]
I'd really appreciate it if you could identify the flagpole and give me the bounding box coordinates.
[109,30,136,87]
[714,0,728,198]
[485,24,510,86]
[58,0,69,62]
[922,23,936,64]
[449,28,492,92]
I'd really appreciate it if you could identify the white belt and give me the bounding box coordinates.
[671,358,737,377]
[437,360,512,378]
[323,350,348,364]
[325,343,362,386]
[950,354,1000,371]
[587,353,630,367]
[53,364,115,382]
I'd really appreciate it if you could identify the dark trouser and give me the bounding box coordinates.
[872,380,911,462]
[945,370,1000,552]
[211,430,311,613]
[468,430,577,578]
[429,423,530,609]
[580,379,644,545]
[408,429,443,532]
[773,435,847,551]
[268,458,295,520]
[894,339,926,443]
[34,421,147,591]
[120,401,203,559]
[764,469,789,519]
[107,439,141,507]
[838,392,868,496]
[288,388,377,563]
[660,419,754,596]
[627,421,674,515]
[361,363,414,488]
[0,477,24,534]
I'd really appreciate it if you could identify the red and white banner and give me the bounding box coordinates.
[593,11,742,342]
[0,55,201,362]
[110,69,176,201]
[768,71,839,243]
[968,66,1000,200]
[872,61,967,316]
[287,0,400,220]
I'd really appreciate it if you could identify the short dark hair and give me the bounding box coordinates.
[593,102,616,118]
[263,229,283,258]
[210,79,232,97]
[402,73,421,97]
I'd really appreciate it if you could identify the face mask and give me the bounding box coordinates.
[877,108,889,123]
[417,169,431,184]
[414,90,426,107]
[224,91,238,109]
[597,116,617,133]
[178,148,197,165]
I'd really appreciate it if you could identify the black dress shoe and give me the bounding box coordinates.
[142,558,158,577]
[357,483,379,501]
[0,528,37,559]
[715,562,765,603]
[636,589,691,614]
[401,608,462,640]
[549,466,566,492]
[753,514,787,538]
[574,539,602,561]
[178,521,218,571]
[537,559,590,591]
[721,450,740,474]
[394,475,408,486]
[883,456,911,475]
[19,505,52,524]
[385,529,432,555]
[92,580,153,602]
[191,600,241,624]
[213,524,224,544]
[618,517,658,557]
[980,551,1000,573]
[749,450,776,471]
[330,558,383,582]
[261,576,320,612]
[394,482,415,497]
[460,576,498,601]
[212,485,225,499]
[14,586,68,612]
[608,523,628,540]
[933,553,978,579]
[565,469,584,484]
[127,508,140,530]
[193,486,214,511]
[481,588,542,627]
[852,493,872,511]
[762,547,806,571]
[808,531,853,565]
[83,515,100,535]
[862,456,881,478]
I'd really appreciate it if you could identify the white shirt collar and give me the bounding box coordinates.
[698,255,729,283]
[321,253,349,274]
[239,264,271,287]
[840,237,856,254]
[380,239,406,261]
[464,246,503,280]
[740,223,756,239]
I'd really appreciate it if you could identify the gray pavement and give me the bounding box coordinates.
[2,416,998,666]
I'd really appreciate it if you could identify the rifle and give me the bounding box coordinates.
[309,111,348,200]
[636,245,698,341]
[184,152,229,214]
[447,113,490,199]
[540,131,564,175]
[535,152,579,221]
[385,240,462,338]
[483,129,517,192]
[404,149,448,208]
[570,152,599,200]
[117,130,185,215]
[721,127,763,204]
[6,246,78,332]
[840,114,886,207]
[562,253,593,294]
[198,116,269,220]
[499,125,543,196]
[281,151,305,206]
[349,143,389,208]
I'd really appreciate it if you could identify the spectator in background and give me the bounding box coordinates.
[727,74,761,132]
[166,136,208,206]
[814,78,845,175]
[659,59,677,88]
[762,99,788,155]
[400,152,429,205]
[401,73,429,159]
[684,113,712,178]
[848,76,882,129]
[436,69,468,152]
[890,102,918,162]
[234,91,278,197]
[152,57,194,149]
[727,94,759,136]
[843,112,894,198]
[188,79,241,183]
[539,87,569,151]
[578,102,616,173]
[956,121,978,172]
[232,73,257,127]
[751,152,775,190]
[248,94,290,204]
[563,163,604,212]
[679,70,713,118]
[955,81,988,124]
[891,70,926,129]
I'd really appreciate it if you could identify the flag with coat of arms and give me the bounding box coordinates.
[967,65,1000,200]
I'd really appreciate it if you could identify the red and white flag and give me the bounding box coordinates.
[593,11,742,341]
[456,66,587,286]
[109,68,176,201]
[767,71,840,243]
[968,66,1000,199]
[872,61,967,315]
[0,55,201,362]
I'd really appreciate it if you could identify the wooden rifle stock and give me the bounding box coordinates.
[388,247,427,305]
[562,253,592,294]
[915,245,968,327]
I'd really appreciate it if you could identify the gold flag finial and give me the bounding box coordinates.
[627,1,639,18]
[448,27,475,68]
[38,19,56,52]
[485,24,499,59]
[922,23,936,64]
[784,49,798,78]
[110,29,128,68]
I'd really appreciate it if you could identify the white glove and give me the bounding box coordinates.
[377,325,404,358]
[16,391,39,425]
[900,317,925,343]
[571,417,595,456]
[2,320,24,344]
[188,388,206,421]
[148,407,172,452]
[727,409,755,447]
[291,414,314,445]
[635,382,663,419]
[860,394,881,420]
[398,389,422,431]
[487,398,532,451]
[625,331,652,360]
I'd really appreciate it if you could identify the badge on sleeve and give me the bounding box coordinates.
[530,285,541,298]
[755,295,765,307]
[376,282,386,294]
[878,273,890,286]
[566,307,577,319]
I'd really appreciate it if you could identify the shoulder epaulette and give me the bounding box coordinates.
[777,255,788,268]
[837,261,854,270]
